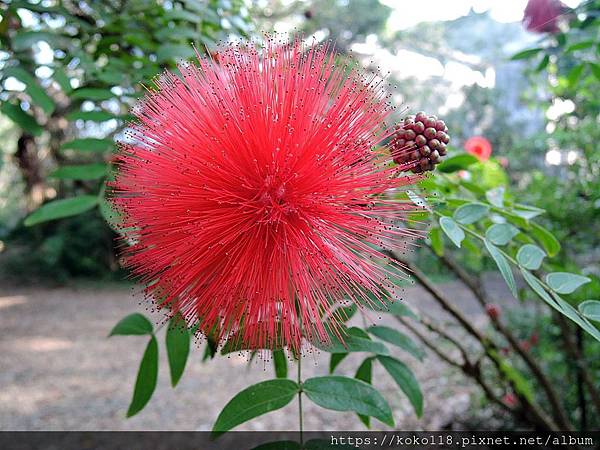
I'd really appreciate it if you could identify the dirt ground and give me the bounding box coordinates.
[0,276,513,431]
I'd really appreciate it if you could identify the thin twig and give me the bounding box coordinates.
[386,249,559,431]
[555,312,600,418]
[437,251,573,431]
[396,315,513,415]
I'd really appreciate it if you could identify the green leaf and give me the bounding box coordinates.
[485,223,519,246]
[212,379,299,436]
[4,66,55,114]
[546,272,591,294]
[303,376,394,426]
[460,180,486,195]
[578,300,600,322]
[24,195,98,226]
[273,349,288,378]
[354,358,373,428]
[522,269,560,308]
[203,337,218,361]
[439,217,465,248]
[355,357,373,383]
[566,40,595,52]
[536,54,550,72]
[330,303,357,323]
[127,336,159,417]
[312,327,389,355]
[52,67,72,93]
[501,210,530,229]
[516,244,546,270]
[49,163,107,180]
[70,87,116,101]
[368,326,425,361]
[484,240,517,298]
[97,69,124,85]
[12,30,67,52]
[0,102,43,136]
[26,83,55,115]
[164,9,202,23]
[329,353,348,373]
[429,227,444,256]
[99,195,123,232]
[453,203,489,225]
[485,186,505,208]
[511,47,543,60]
[511,208,543,220]
[377,356,423,417]
[66,110,117,122]
[530,223,560,257]
[567,64,585,88]
[437,153,478,173]
[156,44,196,62]
[60,138,114,152]
[109,313,153,336]
[521,270,600,342]
[386,301,419,320]
[497,358,534,403]
[549,292,600,343]
[590,62,600,82]
[166,315,190,387]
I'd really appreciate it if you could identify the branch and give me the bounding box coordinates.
[437,251,573,431]
[386,249,559,430]
[555,312,600,418]
[397,315,519,416]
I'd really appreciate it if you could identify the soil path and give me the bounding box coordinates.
[0,276,512,431]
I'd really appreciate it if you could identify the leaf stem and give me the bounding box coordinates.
[297,354,304,445]
[432,210,554,287]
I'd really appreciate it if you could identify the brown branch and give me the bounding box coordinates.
[555,312,600,418]
[397,315,521,416]
[437,251,573,431]
[386,249,559,431]
[396,315,463,368]
[417,314,474,369]
[384,249,487,343]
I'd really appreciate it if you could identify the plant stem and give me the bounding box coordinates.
[435,250,573,430]
[554,312,600,418]
[297,354,304,445]
[386,249,559,431]
[576,327,587,430]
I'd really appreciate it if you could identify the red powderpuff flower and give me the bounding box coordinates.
[464,136,492,161]
[523,0,566,34]
[111,37,423,354]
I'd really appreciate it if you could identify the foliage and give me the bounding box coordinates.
[110,290,426,431]
[1,209,120,280]
[418,152,599,343]
[509,0,600,258]
[0,0,252,276]
[502,307,600,430]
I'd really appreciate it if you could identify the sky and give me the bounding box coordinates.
[349,0,579,116]
[382,0,582,31]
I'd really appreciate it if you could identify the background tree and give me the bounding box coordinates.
[0,0,252,278]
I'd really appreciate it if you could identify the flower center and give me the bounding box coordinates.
[257,176,295,223]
